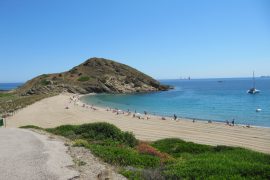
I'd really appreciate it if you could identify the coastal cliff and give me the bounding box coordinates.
[17,57,170,95]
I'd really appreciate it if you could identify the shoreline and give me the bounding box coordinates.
[6,93,270,154]
[79,94,269,129]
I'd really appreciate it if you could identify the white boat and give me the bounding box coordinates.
[247,71,260,94]
[256,108,262,112]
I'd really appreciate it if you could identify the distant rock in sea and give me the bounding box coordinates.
[17,57,171,95]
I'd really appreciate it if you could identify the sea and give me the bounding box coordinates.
[0,83,23,91]
[81,78,270,127]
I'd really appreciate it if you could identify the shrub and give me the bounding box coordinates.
[120,169,142,180]
[41,74,49,78]
[40,79,50,86]
[136,142,170,161]
[90,144,160,168]
[75,122,122,139]
[47,122,138,147]
[46,125,78,138]
[152,138,212,157]
[78,76,90,82]
[163,150,270,179]
[72,139,89,147]
[122,131,138,147]
[74,122,137,147]
[20,125,43,130]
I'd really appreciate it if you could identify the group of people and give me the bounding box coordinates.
[225,119,235,126]
[68,95,252,128]
[68,95,98,111]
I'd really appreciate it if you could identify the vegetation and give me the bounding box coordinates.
[20,125,43,130]
[21,123,270,180]
[0,93,14,98]
[40,79,51,85]
[46,122,138,147]
[153,138,270,179]
[16,58,170,96]
[77,76,90,82]
[0,93,53,114]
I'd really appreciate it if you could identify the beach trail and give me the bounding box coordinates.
[7,93,270,154]
[0,128,79,180]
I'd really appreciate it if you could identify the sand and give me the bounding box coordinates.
[6,93,270,154]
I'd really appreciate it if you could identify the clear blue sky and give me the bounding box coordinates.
[0,0,269,82]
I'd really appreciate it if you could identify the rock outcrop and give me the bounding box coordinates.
[17,57,171,95]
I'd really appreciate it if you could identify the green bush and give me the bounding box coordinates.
[72,139,89,147]
[152,138,212,157]
[78,76,90,82]
[74,122,137,147]
[0,93,14,98]
[20,125,43,130]
[46,124,78,138]
[163,150,270,179]
[47,122,138,147]
[120,169,142,180]
[40,79,50,86]
[42,123,270,179]
[90,144,160,168]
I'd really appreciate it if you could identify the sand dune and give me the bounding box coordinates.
[7,93,270,154]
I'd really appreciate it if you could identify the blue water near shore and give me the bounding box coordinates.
[0,83,23,91]
[82,78,270,127]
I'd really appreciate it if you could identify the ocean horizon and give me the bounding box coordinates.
[0,83,23,91]
[81,77,270,127]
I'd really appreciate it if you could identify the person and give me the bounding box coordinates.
[193,119,195,123]
[173,114,177,120]
[232,119,235,126]
[225,120,229,125]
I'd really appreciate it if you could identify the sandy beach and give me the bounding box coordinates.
[6,93,270,154]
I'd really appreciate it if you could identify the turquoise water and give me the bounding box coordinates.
[81,78,270,127]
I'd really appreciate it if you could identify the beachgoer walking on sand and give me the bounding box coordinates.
[232,119,235,126]
[173,114,177,120]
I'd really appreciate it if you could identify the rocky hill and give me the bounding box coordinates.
[17,58,170,95]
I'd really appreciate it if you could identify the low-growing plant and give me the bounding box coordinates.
[163,150,270,179]
[40,79,50,86]
[46,124,78,138]
[136,142,170,161]
[78,76,90,82]
[20,125,43,130]
[47,122,138,147]
[0,93,14,98]
[89,144,160,168]
[120,169,142,180]
[152,138,212,157]
[72,139,89,147]
[28,123,270,180]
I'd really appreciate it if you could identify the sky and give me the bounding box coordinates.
[0,0,269,82]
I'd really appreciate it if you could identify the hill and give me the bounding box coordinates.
[17,57,170,95]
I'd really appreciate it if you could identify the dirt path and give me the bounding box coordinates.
[0,128,79,180]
